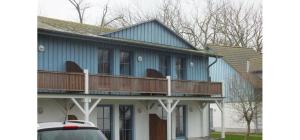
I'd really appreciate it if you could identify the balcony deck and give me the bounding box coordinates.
[38,71,222,95]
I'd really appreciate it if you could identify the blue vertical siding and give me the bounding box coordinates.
[209,57,255,102]
[133,49,159,77]
[38,34,209,81]
[111,47,120,75]
[38,35,98,74]
[186,56,208,81]
[104,20,192,49]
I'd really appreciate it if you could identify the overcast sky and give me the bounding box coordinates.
[38,0,262,25]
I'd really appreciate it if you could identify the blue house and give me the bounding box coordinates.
[37,16,225,140]
[208,46,262,133]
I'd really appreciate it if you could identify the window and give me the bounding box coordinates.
[159,55,170,76]
[98,49,110,74]
[119,105,133,140]
[176,57,186,80]
[176,105,186,138]
[120,51,131,75]
[97,105,113,140]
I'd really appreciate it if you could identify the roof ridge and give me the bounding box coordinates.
[209,45,256,50]
[100,18,159,35]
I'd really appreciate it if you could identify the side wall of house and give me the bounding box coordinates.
[38,99,210,140]
[210,104,262,132]
[209,57,254,102]
[209,57,262,132]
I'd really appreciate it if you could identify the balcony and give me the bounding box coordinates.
[38,71,222,96]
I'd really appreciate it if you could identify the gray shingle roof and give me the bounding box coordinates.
[38,16,219,57]
[38,16,113,35]
[209,45,262,88]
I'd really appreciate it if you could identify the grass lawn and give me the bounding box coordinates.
[210,132,262,140]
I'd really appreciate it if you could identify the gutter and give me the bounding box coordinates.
[207,55,218,136]
[207,56,218,82]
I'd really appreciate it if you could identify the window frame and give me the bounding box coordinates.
[120,50,132,76]
[176,57,186,80]
[159,55,170,76]
[175,105,186,138]
[98,48,111,74]
[119,105,134,140]
[97,105,113,140]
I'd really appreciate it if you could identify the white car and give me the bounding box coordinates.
[38,120,108,140]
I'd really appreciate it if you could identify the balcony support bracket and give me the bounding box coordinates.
[197,102,207,112]
[71,98,85,115]
[89,98,102,114]
[71,98,102,121]
[158,99,180,140]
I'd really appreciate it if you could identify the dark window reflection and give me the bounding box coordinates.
[97,105,113,140]
[120,51,131,75]
[176,57,186,80]
[159,55,170,76]
[176,105,186,137]
[98,49,110,74]
[119,105,133,140]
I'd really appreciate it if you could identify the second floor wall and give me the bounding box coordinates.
[38,34,209,81]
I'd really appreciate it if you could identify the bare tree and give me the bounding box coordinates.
[110,0,262,51]
[213,2,263,51]
[98,2,125,33]
[228,73,262,140]
[111,0,188,35]
[156,0,187,35]
[67,0,91,24]
[180,0,224,49]
[252,7,263,52]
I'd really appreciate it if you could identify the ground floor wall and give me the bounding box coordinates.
[38,98,211,140]
[210,103,262,133]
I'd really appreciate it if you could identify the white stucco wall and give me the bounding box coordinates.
[210,103,262,132]
[38,99,210,140]
[186,101,209,139]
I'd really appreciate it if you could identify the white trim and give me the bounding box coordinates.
[215,101,223,112]
[170,100,180,112]
[38,93,223,101]
[158,99,168,112]
[88,98,102,114]
[71,98,85,114]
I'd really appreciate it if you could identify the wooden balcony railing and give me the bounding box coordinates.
[89,75,167,93]
[38,71,84,91]
[172,80,221,95]
[38,71,222,95]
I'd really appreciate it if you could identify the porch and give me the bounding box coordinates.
[37,69,225,140]
[38,94,223,140]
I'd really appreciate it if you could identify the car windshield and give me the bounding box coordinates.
[38,128,107,140]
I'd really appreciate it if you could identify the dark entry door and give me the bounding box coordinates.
[149,114,167,140]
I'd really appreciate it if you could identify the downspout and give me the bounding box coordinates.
[207,56,218,136]
[207,56,218,93]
